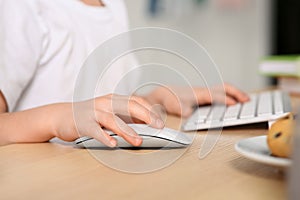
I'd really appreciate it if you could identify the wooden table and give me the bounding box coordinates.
[2,96,299,200]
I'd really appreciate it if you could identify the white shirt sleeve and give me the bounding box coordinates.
[0,0,45,111]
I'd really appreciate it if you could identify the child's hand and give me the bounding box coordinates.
[53,94,164,147]
[145,83,249,117]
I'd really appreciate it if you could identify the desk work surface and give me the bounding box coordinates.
[1,96,300,200]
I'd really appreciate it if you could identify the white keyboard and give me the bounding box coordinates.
[182,90,291,131]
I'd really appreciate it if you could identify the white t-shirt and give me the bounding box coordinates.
[0,0,138,112]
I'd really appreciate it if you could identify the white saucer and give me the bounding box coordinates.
[235,136,291,168]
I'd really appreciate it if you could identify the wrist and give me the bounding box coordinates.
[2,104,67,144]
[48,103,74,139]
[28,104,65,140]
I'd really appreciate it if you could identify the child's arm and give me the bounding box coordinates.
[0,92,164,146]
[0,103,63,145]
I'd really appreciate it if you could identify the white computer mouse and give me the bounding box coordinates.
[74,124,193,148]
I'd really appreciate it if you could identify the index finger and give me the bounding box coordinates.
[96,113,143,147]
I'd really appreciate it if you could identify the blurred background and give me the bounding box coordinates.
[123,0,300,92]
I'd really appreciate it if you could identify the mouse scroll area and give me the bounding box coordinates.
[75,135,190,149]
[74,124,193,149]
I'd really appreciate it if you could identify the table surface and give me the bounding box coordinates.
[1,95,299,200]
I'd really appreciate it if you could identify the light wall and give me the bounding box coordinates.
[124,0,272,92]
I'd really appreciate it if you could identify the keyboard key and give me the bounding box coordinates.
[257,91,273,117]
[206,105,226,122]
[184,119,205,126]
[196,106,211,120]
[190,106,211,121]
[282,92,292,113]
[239,94,257,119]
[185,106,211,125]
[273,90,284,114]
[223,103,241,121]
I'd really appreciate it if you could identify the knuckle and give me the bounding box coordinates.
[128,99,138,108]
[137,97,149,105]
[106,93,114,98]
[131,96,148,104]
[104,93,118,101]
[130,95,140,102]
[100,112,114,124]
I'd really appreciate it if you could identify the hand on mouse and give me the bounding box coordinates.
[53,94,165,147]
[144,83,249,117]
[0,93,164,146]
